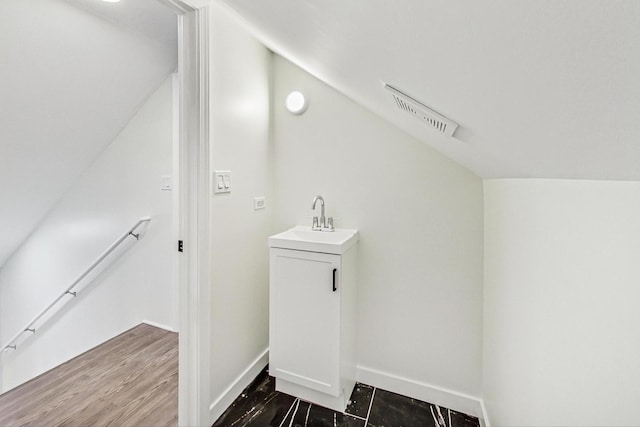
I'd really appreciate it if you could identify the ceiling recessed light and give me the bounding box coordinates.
[100,0,121,3]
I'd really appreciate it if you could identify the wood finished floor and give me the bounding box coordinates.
[0,323,178,427]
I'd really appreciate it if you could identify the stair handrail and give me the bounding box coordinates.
[1,216,151,352]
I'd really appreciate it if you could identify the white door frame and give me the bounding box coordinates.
[163,1,211,425]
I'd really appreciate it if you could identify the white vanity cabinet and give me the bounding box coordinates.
[268,226,358,412]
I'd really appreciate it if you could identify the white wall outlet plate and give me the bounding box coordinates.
[161,175,172,191]
[254,196,265,210]
[213,171,231,194]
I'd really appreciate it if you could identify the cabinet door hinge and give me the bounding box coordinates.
[178,240,184,253]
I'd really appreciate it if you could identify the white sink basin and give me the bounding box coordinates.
[269,226,359,255]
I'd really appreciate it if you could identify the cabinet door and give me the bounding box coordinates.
[270,249,341,396]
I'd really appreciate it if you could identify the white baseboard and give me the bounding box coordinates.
[141,320,178,333]
[209,348,269,424]
[480,399,491,427]
[356,365,485,421]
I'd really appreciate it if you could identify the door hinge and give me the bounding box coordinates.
[178,240,184,253]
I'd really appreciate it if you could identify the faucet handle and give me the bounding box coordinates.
[327,217,334,230]
[312,216,319,230]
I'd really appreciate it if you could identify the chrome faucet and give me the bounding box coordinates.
[312,195,325,229]
[312,195,334,231]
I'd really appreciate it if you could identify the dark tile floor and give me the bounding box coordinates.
[212,367,480,427]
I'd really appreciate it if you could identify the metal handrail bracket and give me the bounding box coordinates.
[0,216,151,352]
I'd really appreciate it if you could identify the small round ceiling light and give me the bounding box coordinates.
[100,0,121,3]
[286,91,308,115]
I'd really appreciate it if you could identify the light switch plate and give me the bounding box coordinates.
[213,170,231,194]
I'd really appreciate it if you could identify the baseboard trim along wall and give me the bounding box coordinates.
[208,348,269,424]
[356,365,485,421]
[141,320,178,333]
[203,354,488,424]
[480,400,491,427]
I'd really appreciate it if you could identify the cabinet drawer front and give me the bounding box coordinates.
[270,249,341,396]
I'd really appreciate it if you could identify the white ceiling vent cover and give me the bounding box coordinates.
[384,84,458,137]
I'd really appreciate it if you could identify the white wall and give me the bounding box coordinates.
[0,0,177,267]
[0,77,177,392]
[208,5,272,421]
[271,55,484,412]
[483,179,640,426]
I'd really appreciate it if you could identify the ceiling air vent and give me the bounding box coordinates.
[384,84,458,137]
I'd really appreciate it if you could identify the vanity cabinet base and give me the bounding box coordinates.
[275,377,355,412]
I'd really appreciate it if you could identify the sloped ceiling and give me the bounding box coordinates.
[218,0,640,180]
[62,0,177,43]
[0,0,177,266]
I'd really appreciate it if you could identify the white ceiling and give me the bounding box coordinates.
[218,0,640,180]
[0,0,177,266]
[62,0,178,43]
